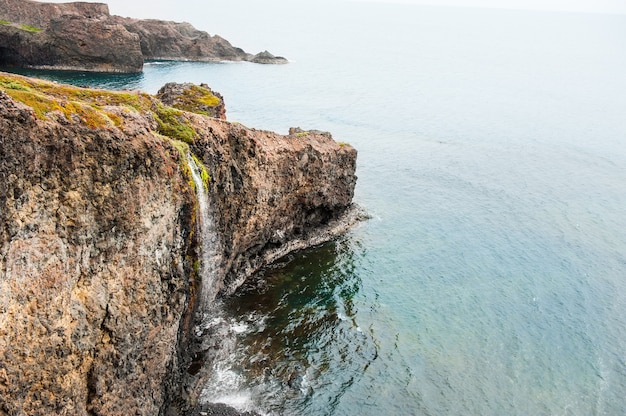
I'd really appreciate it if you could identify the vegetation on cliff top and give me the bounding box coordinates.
[0,71,213,197]
[0,72,198,142]
[167,84,221,116]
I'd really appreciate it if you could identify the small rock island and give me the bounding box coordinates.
[0,0,288,73]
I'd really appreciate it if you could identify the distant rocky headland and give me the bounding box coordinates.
[0,71,359,414]
[0,0,288,73]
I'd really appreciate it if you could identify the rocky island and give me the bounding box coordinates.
[0,72,359,414]
[0,0,288,73]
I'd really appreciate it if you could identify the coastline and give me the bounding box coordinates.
[0,72,358,415]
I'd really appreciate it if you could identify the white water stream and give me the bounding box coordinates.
[187,155,220,307]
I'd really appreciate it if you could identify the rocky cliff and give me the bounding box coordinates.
[0,73,357,415]
[0,0,287,73]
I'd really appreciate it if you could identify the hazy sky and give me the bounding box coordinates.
[358,0,626,14]
[42,0,626,18]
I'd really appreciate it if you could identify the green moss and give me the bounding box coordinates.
[164,138,197,190]
[192,154,211,192]
[0,79,31,91]
[154,103,196,143]
[295,131,309,137]
[0,20,11,26]
[338,141,350,147]
[19,24,42,33]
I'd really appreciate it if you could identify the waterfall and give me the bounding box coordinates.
[187,155,220,306]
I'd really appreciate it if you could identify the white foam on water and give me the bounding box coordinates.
[230,321,249,334]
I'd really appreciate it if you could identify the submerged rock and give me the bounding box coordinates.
[0,74,357,415]
[0,0,287,73]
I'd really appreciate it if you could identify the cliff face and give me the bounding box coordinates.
[0,0,287,74]
[0,17,144,73]
[111,18,248,63]
[0,0,109,29]
[0,74,357,415]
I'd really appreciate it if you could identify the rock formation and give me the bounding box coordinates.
[0,0,287,74]
[0,73,357,415]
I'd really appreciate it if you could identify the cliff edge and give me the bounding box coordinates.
[0,73,357,415]
[0,0,287,73]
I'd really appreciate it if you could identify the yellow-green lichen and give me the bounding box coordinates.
[0,20,42,32]
[0,73,200,139]
[167,84,221,116]
[19,24,42,33]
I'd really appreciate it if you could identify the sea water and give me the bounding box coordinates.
[7,2,626,414]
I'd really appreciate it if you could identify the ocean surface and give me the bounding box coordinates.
[7,2,626,415]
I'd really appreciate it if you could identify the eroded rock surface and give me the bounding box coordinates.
[0,74,357,415]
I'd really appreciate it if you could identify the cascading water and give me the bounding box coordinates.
[187,155,220,307]
[187,154,259,413]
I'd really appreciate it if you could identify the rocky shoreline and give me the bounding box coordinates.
[0,0,287,73]
[0,73,358,415]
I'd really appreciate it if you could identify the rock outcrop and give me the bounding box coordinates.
[0,73,357,415]
[0,0,287,74]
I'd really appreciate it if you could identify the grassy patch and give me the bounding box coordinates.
[0,20,10,25]
[0,75,205,143]
[0,73,199,138]
[2,89,63,118]
[0,79,31,91]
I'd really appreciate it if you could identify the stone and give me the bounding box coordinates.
[0,0,288,73]
[0,73,357,414]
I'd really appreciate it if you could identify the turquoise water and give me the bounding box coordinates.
[7,2,626,414]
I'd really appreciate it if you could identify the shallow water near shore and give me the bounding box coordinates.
[6,2,626,415]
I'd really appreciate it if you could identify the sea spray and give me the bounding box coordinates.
[187,155,220,307]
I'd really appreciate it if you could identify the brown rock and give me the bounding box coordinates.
[157,82,227,120]
[112,17,252,63]
[0,0,288,73]
[0,73,357,414]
